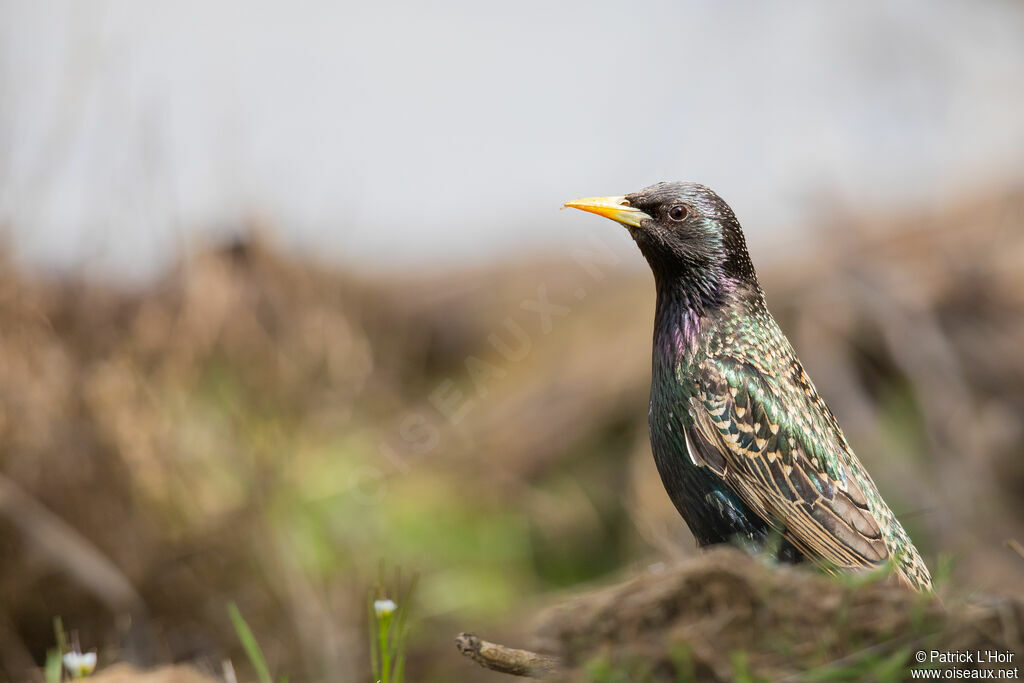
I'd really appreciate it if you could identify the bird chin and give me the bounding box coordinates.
[625,225,645,242]
[627,226,661,254]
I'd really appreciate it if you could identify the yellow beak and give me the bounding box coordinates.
[563,195,650,228]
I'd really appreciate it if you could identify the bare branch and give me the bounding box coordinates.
[455,632,562,679]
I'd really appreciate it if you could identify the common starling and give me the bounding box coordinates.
[565,182,932,591]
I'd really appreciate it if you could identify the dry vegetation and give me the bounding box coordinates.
[522,548,1022,681]
[1,189,1023,681]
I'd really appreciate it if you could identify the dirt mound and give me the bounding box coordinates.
[459,548,1023,681]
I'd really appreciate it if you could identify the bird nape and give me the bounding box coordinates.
[564,181,932,592]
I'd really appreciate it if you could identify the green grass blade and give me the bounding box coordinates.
[53,616,67,655]
[45,649,63,683]
[368,592,381,679]
[227,602,273,683]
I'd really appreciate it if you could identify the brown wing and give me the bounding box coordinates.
[685,356,889,573]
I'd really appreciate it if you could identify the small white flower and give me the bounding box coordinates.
[63,650,97,678]
[373,598,397,618]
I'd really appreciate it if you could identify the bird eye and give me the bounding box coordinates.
[668,205,689,221]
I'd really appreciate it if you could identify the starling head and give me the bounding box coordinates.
[566,182,759,305]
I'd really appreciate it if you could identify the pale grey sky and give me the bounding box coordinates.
[2,0,1024,280]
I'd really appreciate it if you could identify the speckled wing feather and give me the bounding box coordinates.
[684,353,932,591]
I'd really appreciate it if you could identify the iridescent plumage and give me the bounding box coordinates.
[567,182,932,591]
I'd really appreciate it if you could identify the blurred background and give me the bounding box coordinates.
[1,0,1023,680]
